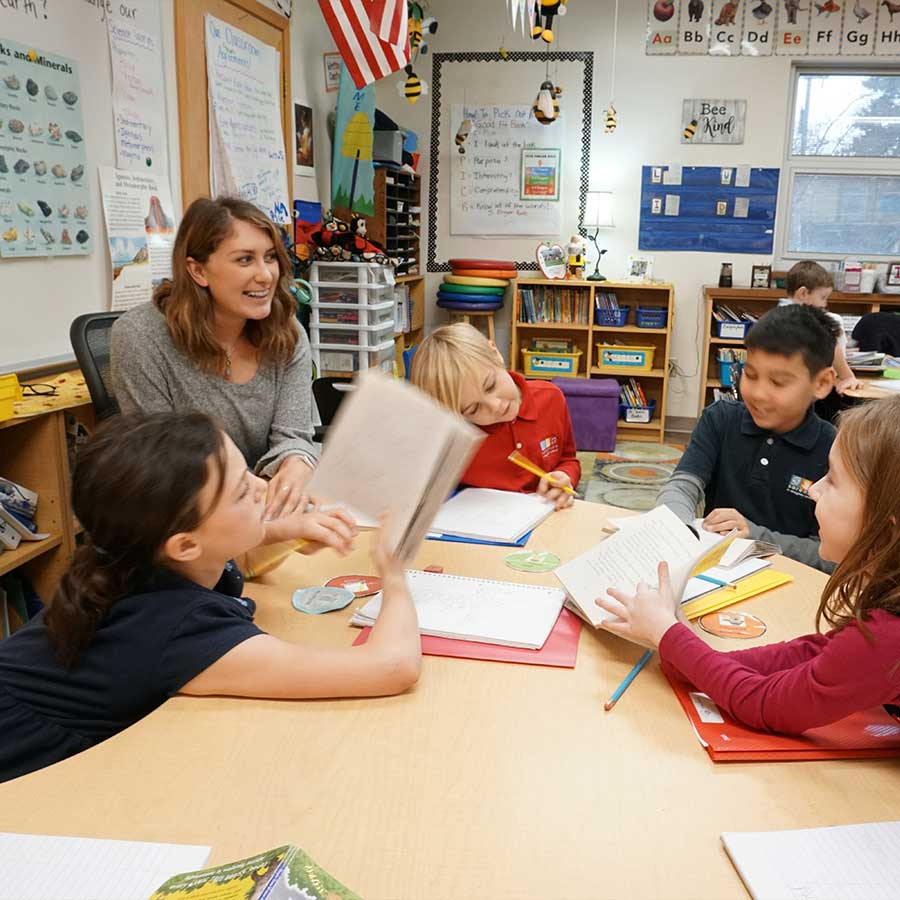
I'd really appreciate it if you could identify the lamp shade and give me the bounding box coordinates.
[583,190,614,228]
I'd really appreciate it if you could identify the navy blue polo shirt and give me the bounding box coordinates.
[676,401,835,539]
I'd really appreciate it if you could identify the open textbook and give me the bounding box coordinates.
[306,371,483,561]
[429,488,555,544]
[555,505,737,628]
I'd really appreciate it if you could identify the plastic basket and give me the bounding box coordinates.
[595,344,655,373]
[636,307,668,329]
[718,359,744,387]
[715,320,751,340]
[594,305,630,327]
[521,347,582,378]
[619,399,657,424]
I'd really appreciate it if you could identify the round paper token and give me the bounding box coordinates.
[326,574,383,598]
[292,586,354,615]
[504,550,561,573]
[698,610,767,640]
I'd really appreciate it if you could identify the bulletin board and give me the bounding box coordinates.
[427,51,594,273]
[638,165,779,254]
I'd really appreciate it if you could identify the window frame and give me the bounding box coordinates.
[778,63,900,264]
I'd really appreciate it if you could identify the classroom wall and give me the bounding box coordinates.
[0,0,182,374]
[372,1,827,419]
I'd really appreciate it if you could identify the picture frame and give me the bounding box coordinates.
[535,242,568,279]
[293,99,315,176]
[323,52,342,93]
[520,148,561,202]
[751,264,772,289]
[886,261,900,287]
[624,254,654,283]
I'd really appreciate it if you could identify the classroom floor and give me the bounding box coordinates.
[576,441,685,512]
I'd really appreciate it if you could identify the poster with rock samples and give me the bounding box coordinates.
[0,38,91,258]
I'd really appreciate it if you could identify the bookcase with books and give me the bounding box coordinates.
[699,285,900,414]
[511,278,675,442]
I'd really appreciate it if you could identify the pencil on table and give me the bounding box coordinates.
[604,649,654,711]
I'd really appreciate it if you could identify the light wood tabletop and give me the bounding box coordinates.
[1,501,898,900]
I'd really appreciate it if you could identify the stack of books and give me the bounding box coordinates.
[712,304,757,326]
[0,477,48,555]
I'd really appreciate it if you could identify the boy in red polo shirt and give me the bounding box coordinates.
[410,323,579,509]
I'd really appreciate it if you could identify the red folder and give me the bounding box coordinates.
[352,607,581,668]
[667,672,900,762]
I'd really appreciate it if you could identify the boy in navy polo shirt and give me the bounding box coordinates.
[411,323,580,509]
[657,304,838,572]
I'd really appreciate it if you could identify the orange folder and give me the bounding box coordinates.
[667,673,900,762]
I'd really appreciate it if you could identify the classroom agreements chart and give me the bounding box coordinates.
[0,38,91,258]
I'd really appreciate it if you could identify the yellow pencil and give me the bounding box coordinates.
[244,539,307,579]
[507,450,576,495]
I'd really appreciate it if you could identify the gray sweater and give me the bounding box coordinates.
[110,302,318,477]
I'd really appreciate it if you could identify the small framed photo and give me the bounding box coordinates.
[625,254,654,283]
[293,99,315,176]
[716,200,727,217]
[751,264,772,289]
[323,52,342,92]
[887,261,900,286]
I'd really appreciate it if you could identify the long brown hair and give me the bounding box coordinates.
[45,413,228,668]
[817,396,900,633]
[154,197,299,372]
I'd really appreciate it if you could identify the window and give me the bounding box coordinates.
[782,69,900,260]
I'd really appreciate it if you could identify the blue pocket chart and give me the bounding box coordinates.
[638,166,780,254]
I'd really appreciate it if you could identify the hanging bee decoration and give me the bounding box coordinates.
[499,43,510,60]
[398,64,427,103]
[532,79,562,125]
[456,118,473,154]
[407,3,438,55]
[683,118,698,141]
[604,105,617,134]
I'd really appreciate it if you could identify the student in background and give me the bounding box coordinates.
[0,413,421,784]
[598,396,900,736]
[410,323,580,509]
[780,260,863,402]
[111,197,316,522]
[656,305,837,572]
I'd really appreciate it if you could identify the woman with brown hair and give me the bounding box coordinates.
[595,395,900,736]
[111,197,316,519]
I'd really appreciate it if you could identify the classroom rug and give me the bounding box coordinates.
[576,441,685,512]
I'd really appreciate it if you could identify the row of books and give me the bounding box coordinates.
[713,304,758,324]
[594,291,622,311]
[619,378,647,407]
[518,287,591,325]
[0,477,48,553]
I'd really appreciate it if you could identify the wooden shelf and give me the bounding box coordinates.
[515,322,591,331]
[590,367,667,378]
[706,379,723,388]
[0,534,64,578]
[594,325,668,334]
[617,421,662,432]
[710,335,748,344]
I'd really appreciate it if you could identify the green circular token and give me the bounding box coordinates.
[504,550,561,573]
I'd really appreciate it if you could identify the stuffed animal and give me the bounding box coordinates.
[532,0,568,43]
[566,235,586,279]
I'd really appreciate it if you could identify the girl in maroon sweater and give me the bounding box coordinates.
[596,395,900,735]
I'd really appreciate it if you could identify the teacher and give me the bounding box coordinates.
[111,196,317,520]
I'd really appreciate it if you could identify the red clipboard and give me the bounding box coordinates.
[667,672,900,762]
[352,607,581,668]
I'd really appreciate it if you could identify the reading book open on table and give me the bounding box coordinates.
[148,844,361,899]
[305,370,483,561]
[427,488,555,545]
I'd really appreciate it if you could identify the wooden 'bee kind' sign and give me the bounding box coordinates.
[681,98,746,144]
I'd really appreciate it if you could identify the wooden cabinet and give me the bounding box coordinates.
[510,278,675,442]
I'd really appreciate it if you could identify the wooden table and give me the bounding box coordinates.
[2,501,898,900]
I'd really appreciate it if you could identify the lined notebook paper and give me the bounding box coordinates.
[0,833,210,900]
[722,821,900,900]
[429,488,555,544]
[349,570,566,649]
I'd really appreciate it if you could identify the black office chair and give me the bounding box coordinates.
[312,376,354,442]
[69,312,122,420]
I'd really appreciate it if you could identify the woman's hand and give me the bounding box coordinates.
[594,562,680,649]
[265,455,314,520]
[537,471,575,510]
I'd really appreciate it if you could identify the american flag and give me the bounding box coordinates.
[318,0,409,89]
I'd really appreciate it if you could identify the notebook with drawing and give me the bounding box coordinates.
[305,371,483,561]
[722,821,900,900]
[555,505,735,629]
[429,488,555,544]
[349,570,566,649]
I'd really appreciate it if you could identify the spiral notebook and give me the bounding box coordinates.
[349,569,566,650]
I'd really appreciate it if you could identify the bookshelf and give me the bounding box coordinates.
[699,286,900,415]
[511,278,675,443]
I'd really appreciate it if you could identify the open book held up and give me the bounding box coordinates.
[555,505,737,629]
[306,371,483,561]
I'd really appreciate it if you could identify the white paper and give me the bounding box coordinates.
[722,821,900,900]
[662,164,682,185]
[867,378,900,393]
[351,569,565,649]
[733,196,750,218]
[734,165,751,187]
[681,558,770,603]
[664,194,680,216]
[99,167,177,311]
[0,833,210,900]
[107,1,169,174]
[430,488,554,544]
[204,15,290,224]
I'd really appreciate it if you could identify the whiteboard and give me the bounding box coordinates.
[0,0,182,375]
[427,51,593,272]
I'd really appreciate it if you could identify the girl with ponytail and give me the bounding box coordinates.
[0,412,420,783]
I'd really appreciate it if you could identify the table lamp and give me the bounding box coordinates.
[583,190,614,282]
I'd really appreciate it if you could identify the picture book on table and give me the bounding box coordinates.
[147,844,362,900]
